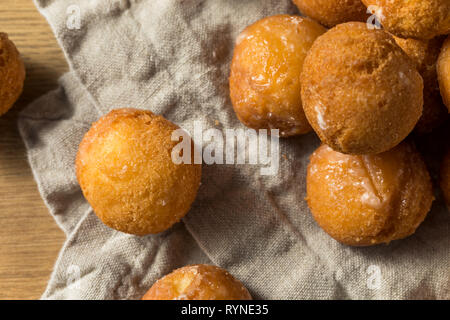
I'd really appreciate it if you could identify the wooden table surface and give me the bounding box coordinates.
[0,0,67,300]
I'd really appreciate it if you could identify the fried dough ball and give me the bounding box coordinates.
[441,149,450,208]
[76,108,201,235]
[394,36,447,133]
[361,0,450,40]
[301,22,423,154]
[229,15,326,137]
[142,265,252,300]
[306,142,434,246]
[437,36,450,112]
[292,0,367,28]
[0,33,25,116]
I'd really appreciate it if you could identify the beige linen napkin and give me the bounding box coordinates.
[18,0,449,299]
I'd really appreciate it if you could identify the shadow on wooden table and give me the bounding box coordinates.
[0,58,67,300]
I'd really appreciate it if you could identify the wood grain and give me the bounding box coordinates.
[0,0,67,300]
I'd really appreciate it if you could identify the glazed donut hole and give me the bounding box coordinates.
[393,36,448,133]
[362,0,450,40]
[0,32,25,116]
[229,15,326,137]
[306,142,434,246]
[142,264,252,300]
[292,0,367,28]
[76,108,202,236]
[301,22,423,155]
[437,36,450,112]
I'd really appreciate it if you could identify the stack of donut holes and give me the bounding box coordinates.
[2,0,449,300]
[230,0,449,251]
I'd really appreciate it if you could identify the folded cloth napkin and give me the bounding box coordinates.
[18,0,449,299]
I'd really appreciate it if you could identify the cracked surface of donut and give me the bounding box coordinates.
[306,142,434,246]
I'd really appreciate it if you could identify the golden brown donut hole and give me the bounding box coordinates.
[229,15,326,137]
[0,33,25,116]
[393,36,448,133]
[76,108,201,235]
[142,265,252,300]
[301,22,423,154]
[437,36,450,113]
[306,141,434,246]
[362,0,450,40]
